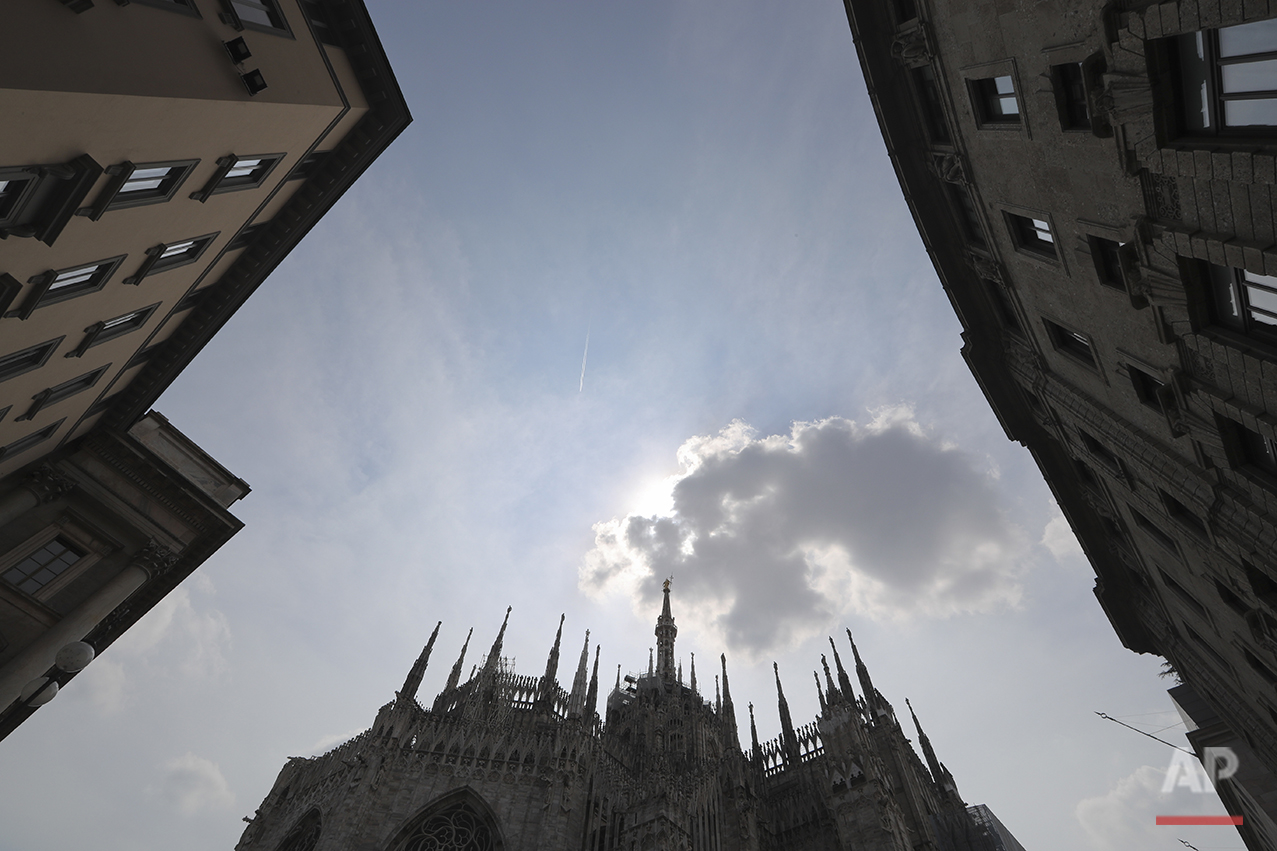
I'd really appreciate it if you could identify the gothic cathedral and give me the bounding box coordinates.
[235,585,1025,850]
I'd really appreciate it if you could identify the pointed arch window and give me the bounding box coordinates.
[275,809,321,851]
[389,793,502,851]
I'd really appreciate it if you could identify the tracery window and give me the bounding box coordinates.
[275,809,321,851]
[392,800,499,851]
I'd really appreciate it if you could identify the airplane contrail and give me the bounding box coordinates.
[579,326,590,393]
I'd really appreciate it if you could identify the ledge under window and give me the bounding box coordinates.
[77,159,199,220]
[8,255,127,320]
[123,232,219,285]
[190,154,285,201]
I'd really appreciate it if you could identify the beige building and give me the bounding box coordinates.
[0,0,409,738]
[844,0,1277,846]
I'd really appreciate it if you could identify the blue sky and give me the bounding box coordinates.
[0,2,1243,850]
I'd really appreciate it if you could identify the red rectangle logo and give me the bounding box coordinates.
[1156,816,1243,826]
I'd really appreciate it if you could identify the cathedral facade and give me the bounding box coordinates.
[236,586,1024,851]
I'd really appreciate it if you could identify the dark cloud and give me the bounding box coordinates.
[582,409,1027,656]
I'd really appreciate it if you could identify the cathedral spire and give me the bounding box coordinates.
[536,614,566,712]
[443,627,472,693]
[820,653,841,705]
[648,648,654,677]
[829,636,855,704]
[584,644,600,720]
[748,702,761,763]
[482,607,512,676]
[615,664,621,691]
[689,652,697,693]
[721,653,739,750]
[567,629,590,719]
[774,662,801,765]
[814,671,827,715]
[907,698,960,801]
[654,578,677,682]
[398,621,440,702]
[715,675,721,714]
[848,628,884,719]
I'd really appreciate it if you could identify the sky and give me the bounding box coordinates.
[0,2,1247,850]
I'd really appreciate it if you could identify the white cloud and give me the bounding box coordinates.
[1075,764,1229,851]
[156,753,235,816]
[582,407,1029,657]
[1040,503,1086,564]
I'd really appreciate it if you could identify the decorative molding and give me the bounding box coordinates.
[890,25,933,69]
[22,463,76,504]
[134,539,179,579]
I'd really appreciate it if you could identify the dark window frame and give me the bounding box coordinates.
[1051,62,1092,130]
[0,338,64,384]
[0,156,102,246]
[1160,490,1210,540]
[1043,318,1098,369]
[77,159,200,220]
[1006,212,1058,260]
[227,221,269,251]
[8,255,127,320]
[0,535,87,597]
[0,419,65,462]
[1129,366,1168,412]
[219,0,293,37]
[122,232,219,285]
[190,153,285,201]
[65,303,160,359]
[127,0,202,16]
[1079,430,1124,478]
[1171,22,1277,139]
[969,74,1022,127]
[300,0,341,46]
[1203,261,1277,345]
[1160,568,1209,618]
[15,364,110,423]
[1089,236,1127,290]
[1131,507,1180,555]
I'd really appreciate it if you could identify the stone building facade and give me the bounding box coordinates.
[843,0,1277,846]
[236,586,1024,851]
[0,0,409,737]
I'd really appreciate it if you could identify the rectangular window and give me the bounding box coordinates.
[1161,568,1208,618]
[1080,430,1123,476]
[1246,559,1277,608]
[77,160,199,220]
[224,0,290,34]
[0,156,103,246]
[9,255,127,319]
[1216,579,1251,616]
[970,75,1021,125]
[1131,507,1179,554]
[1090,237,1125,289]
[122,233,218,285]
[1161,490,1209,539]
[1129,367,1167,412]
[911,66,951,144]
[986,280,1021,333]
[1186,624,1234,672]
[191,154,284,200]
[1176,20,1277,136]
[1008,213,1057,258]
[1246,648,1277,684]
[1044,318,1096,368]
[1052,62,1091,129]
[0,338,62,384]
[1,536,85,596]
[1205,261,1277,343]
[66,304,159,358]
[1225,417,1277,477]
[130,0,200,14]
[0,419,64,462]
[15,364,109,423]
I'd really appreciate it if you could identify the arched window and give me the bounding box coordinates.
[389,791,502,851]
[275,809,322,851]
